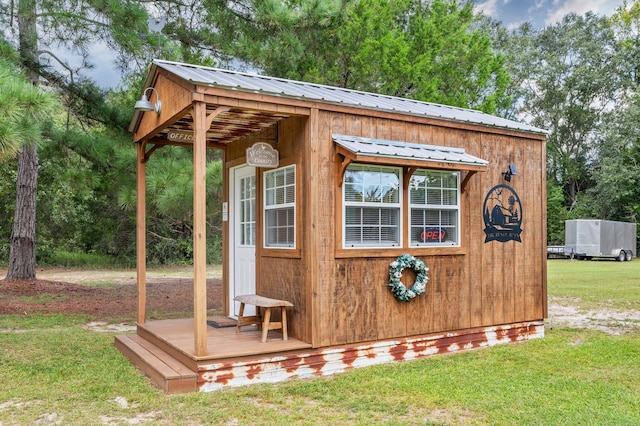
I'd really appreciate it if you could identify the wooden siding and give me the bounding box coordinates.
[129,63,547,379]
[134,70,194,142]
[225,116,312,342]
[255,117,309,341]
[223,103,546,350]
[312,110,546,347]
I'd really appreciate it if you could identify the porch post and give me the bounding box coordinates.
[193,101,208,356]
[136,142,147,324]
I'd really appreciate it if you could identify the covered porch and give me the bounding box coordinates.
[119,60,316,392]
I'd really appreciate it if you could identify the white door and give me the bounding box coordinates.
[229,165,256,318]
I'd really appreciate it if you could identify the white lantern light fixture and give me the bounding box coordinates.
[134,87,162,115]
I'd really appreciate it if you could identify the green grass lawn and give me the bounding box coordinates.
[1,261,639,425]
[547,258,640,311]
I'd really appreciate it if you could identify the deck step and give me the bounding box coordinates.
[115,334,197,393]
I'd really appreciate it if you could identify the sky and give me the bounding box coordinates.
[89,0,629,88]
[474,0,627,30]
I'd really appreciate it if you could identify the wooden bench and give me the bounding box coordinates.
[234,295,294,343]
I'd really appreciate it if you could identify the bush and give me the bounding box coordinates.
[38,250,132,268]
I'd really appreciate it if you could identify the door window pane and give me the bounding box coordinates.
[240,175,255,246]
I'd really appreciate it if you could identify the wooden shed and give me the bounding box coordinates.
[116,59,548,393]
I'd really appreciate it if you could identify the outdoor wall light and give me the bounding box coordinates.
[134,87,162,115]
[502,163,518,182]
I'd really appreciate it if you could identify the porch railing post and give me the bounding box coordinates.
[193,101,208,356]
[136,142,147,324]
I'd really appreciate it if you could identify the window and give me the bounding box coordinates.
[343,164,401,247]
[341,165,461,249]
[409,170,460,246]
[264,165,296,248]
[240,174,256,246]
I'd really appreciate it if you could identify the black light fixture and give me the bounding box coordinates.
[502,163,517,182]
[134,87,162,115]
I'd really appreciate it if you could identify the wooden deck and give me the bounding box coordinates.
[115,317,312,393]
[141,318,311,360]
[116,318,545,393]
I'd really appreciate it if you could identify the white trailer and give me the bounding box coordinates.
[564,219,636,261]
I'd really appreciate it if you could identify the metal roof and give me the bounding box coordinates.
[333,134,488,167]
[152,59,547,136]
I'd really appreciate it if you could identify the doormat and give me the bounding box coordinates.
[207,316,237,328]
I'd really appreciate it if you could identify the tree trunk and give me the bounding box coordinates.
[7,144,38,280]
[6,0,39,281]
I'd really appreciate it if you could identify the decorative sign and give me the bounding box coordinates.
[246,142,279,168]
[419,228,446,243]
[167,130,194,143]
[482,184,523,243]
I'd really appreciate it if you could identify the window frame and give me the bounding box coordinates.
[263,164,296,249]
[339,162,465,255]
[239,172,256,247]
[342,164,403,248]
[408,170,461,248]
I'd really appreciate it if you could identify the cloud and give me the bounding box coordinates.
[544,0,625,25]
[529,0,548,14]
[84,42,120,88]
[474,0,501,18]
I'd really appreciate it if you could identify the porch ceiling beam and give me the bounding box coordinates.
[146,135,228,150]
[195,90,311,117]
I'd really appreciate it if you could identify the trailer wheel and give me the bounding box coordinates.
[625,250,633,262]
[618,251,626,262]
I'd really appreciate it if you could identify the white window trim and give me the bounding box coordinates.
[239,173,256,247]
[342,164,402,249]
[263,164,296,249]
[408,170,461,247]
[341,165,463,249]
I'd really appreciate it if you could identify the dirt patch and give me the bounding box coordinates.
[2,272,639,335]
[0,277,222,322]
[546,298,640,335]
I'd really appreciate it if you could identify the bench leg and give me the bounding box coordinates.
[261,308,271,343]
[236,302,245,334]
[281,307,288,341]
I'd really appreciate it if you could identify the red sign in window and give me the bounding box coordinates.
[420,228,446,243]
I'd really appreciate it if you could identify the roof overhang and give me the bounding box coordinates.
[333,134,488,192]
[128,63,302,152]
[333,134,488,171]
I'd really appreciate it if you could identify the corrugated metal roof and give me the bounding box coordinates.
[152,60,547,136]
[333,134,488,167]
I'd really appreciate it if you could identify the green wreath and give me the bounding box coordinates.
[387,254,429,302]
